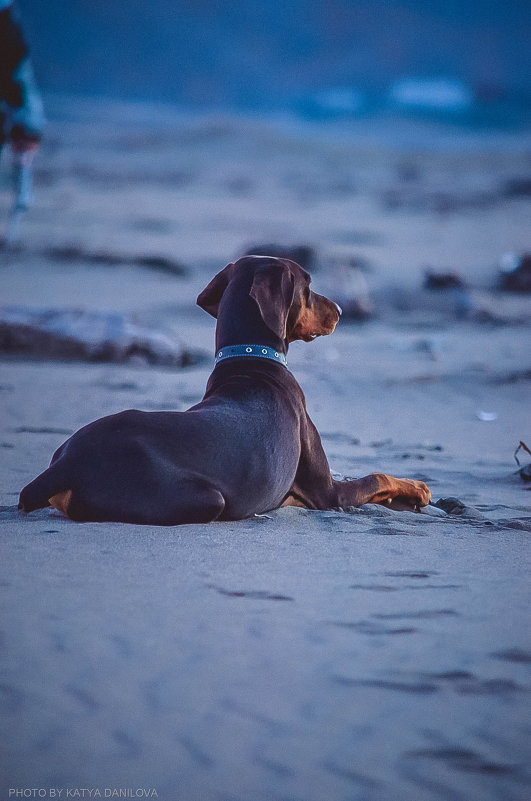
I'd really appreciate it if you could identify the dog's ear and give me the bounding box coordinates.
[249,260,295,340]
[196,262,235,318]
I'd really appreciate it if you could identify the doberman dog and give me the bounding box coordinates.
[19,256,431,525]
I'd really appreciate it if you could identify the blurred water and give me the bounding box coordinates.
[17,0,531,127]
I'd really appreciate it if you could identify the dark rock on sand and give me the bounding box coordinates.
[423,268,467,290]
[240,243,317,270]
[501,177,531,198]
[434,497,485,518]
[42,245,188,276]
[498,253,531,292]
[0,307,206,367]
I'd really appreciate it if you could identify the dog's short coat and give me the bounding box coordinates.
[19,256,431,524]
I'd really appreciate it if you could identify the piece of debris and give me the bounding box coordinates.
[423,269,467,290]
[491,369,531,385]
[420,269,480,320]
[433,497,485,518]
[434,497,466,514]
[501,177,531,198]
[498,253,531,292]
[41,245,188,276]
[477,410,498,422]
[430,497,485,521]
[0,306,206,367]
[240,243,317,270]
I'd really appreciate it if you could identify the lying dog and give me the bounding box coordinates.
[19,256,430,524]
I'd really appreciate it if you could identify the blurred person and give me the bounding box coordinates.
[1,0,43,239]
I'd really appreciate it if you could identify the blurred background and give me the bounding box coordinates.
[17,0,531,124]
[2,0,531,370]
[2,0,530,350]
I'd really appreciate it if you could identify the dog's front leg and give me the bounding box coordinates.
[288,414,431,511]
[333,472,431,510]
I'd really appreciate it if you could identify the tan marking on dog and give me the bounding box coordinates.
[281,494,307,507]
[290,293,339,342]
[49,489,73,517]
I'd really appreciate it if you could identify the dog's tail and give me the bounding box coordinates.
[18,462,69,513]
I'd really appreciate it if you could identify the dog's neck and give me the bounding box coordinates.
[214,274,286,354]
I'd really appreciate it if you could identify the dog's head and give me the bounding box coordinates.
[197,255,341,343]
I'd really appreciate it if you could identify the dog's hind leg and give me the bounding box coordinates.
[160,483,226,526]
[47,475,227,525]
[115,478,227,526]
[18,463,69,514]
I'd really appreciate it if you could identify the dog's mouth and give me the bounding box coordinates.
[308,326,334,340]
[303,330,324,341]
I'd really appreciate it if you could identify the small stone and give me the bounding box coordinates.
[434,497,466,514]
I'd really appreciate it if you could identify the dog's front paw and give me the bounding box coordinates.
[370,473,431,509]
[395,479,431,509]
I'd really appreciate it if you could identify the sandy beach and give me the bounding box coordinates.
[1,97,530,800]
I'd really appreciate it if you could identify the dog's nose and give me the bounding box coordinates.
[334,303,342,317]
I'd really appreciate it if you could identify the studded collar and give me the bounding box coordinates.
[215,344,288,367]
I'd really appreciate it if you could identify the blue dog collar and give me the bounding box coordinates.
[215,344,287,367]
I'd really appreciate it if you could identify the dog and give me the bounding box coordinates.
[19,256,431,524]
